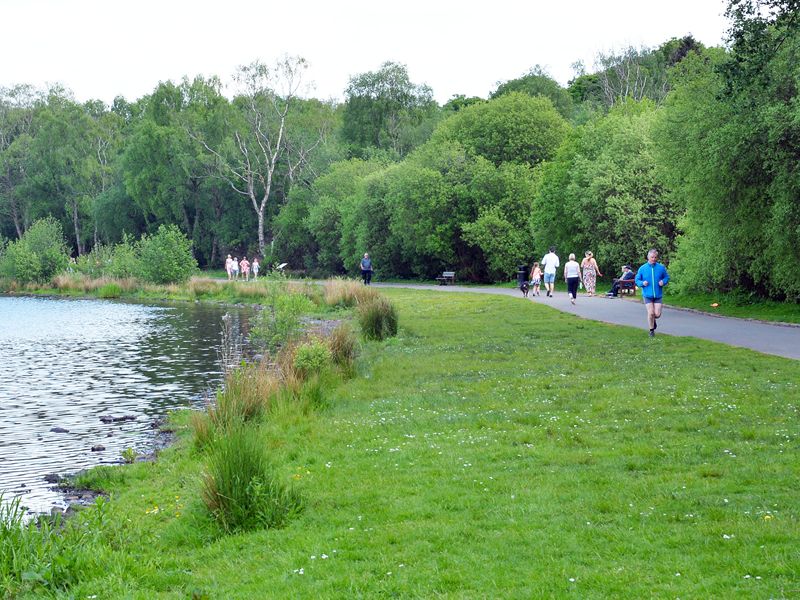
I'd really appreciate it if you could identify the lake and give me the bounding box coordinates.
[0,295,252,514]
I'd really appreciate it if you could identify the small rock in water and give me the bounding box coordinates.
[112,415,136,422]
[91,445,106,452]
[50,427,70,433]
[44,474,63,484]
[99,415,114,424]
[106,432,114,437]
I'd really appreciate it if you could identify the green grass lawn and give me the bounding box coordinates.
[16,289,800,598]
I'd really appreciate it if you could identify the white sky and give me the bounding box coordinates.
[2,0,730,105]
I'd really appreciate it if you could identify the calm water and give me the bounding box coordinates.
[0,295,251,514]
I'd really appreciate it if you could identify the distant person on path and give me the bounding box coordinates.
[635,249,670,337]
[360,253,373,285]
[581,251,602,296]
[252,258,260,280]
[564,253,582,305]
[529,262,542,297]
[541,247,560,297]
[606,265,635,297]
[225,254,233,280]
[240,256,250,281]
[231,257,240,280]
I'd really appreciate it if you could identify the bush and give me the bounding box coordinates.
[293,340,332,380]
[0,217,69,284]
[137,224,197,284]
[252,282,314,353]
[358,296,399,340]
[201,427,302,533]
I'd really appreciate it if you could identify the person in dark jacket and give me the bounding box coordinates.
[635,249,670,337]
[606,265,635,297]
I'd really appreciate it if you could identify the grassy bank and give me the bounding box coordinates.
[5,289,800,598]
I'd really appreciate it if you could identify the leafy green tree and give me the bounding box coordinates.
[534,101,679,272]
[492,66,573,118]
[342,62,439,158]
[432,92,569,168]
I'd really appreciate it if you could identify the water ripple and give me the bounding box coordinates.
[0,296,251,514]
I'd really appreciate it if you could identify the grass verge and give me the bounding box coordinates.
[3,289,798,598]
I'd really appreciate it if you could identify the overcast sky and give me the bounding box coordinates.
[2,0,731,105]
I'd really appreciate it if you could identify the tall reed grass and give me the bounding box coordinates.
[323,278,379,307]
[357,296,399,340]
[201,427,302,533]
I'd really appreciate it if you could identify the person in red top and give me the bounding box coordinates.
[240,256,250,281]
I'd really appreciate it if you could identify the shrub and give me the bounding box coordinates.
[201,427,302,533]
[358,296,399,340]
[0,217,70,284]
[293,340,332,380]
[327,322,358,373]
[137,224,197,284]
[252,283,314,352]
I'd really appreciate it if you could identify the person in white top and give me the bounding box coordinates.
[225,255,233,280]
[540,247,560,297]
[563,253,582,305]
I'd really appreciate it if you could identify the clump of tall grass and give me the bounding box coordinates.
[201,427,302,533]
[327,323,358,374]
[52,273,138,294]
[212,364,281,428]
[357,296,399,340]
[97,283,122,298]
[288,281,324,305]
[323,278,379,307]
[187,278,220,297]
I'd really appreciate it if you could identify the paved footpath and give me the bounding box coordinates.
[373,283,800,360]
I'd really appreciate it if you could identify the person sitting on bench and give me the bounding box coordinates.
[607,265,634,297]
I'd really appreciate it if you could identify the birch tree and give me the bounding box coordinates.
[200,56,322,257]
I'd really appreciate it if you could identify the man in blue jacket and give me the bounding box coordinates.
[635,249,670,337]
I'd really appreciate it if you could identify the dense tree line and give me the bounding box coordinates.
[1,1,798,299]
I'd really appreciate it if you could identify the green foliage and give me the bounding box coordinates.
[492,65,574,118]
[137,224,197,284]
[462,205,530,280]
[251,280,314,352]
[432,92,569,167]
[342,61,439,157]
[293,340,332,379]
[97,283,122,298]
[0,216,69,283]
[0,494,107,595]
[201,426,302,533]
[357,296,398,340]
[533,100,679,272]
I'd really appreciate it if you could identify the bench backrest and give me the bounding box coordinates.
[442,271,455,277]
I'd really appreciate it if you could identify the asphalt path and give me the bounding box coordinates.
[373,283,800,360]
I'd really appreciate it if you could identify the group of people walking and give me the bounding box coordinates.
[225,255,260,281]
[530,247,670,337]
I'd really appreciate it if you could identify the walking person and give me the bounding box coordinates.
[635,249,670,337]
[240,256,250,282]
[360,253,373,285]
[225,254,233,281]
[252,258,260,280]
[540,247,560,297]
[564,253,582,305]
[581,251,602,296]
[231,257,239,280]
[529,262,542,297]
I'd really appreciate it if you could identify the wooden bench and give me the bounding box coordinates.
[436,271,456,285]
[617,278,636,295]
